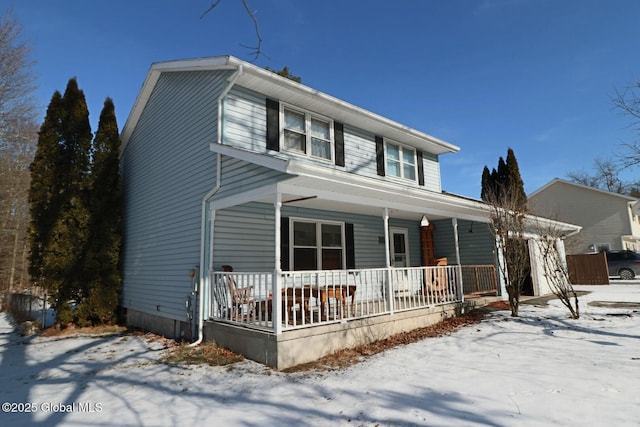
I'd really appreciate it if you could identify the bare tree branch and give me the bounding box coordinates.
[200,0,267,62]
[200,0,223,19]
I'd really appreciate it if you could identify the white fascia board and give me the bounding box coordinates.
[283,162,492,221]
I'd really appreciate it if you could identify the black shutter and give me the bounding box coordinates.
[266,98,280,151]
[375,136,385,176]
[345,223,355,269]
[334,122,345,167]
[417,150,425,186]
[280,217,289,271]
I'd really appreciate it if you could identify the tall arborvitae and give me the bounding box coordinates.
[480,149,526,208]
[76,98,122,325]
[480,166,492,201]
[505,148,527,210]
[28,91,65,288]
[28,78,93,326]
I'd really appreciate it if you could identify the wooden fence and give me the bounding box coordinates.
[566,252,609,285]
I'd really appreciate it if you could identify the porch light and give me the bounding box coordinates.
[420,215,430,227]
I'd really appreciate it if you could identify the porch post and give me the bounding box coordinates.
[452,218,464,301]
[273,191,283,334]
[383,208,394,313]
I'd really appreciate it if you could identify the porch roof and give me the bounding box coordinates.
[209,143,582,237]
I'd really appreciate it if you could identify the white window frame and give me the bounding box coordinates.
[384,140,417,181]
[592,243,610,252]
[281,104,334,162]
[290,218,346,271]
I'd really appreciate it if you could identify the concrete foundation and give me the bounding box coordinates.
[204,297,493,370]
[125,308,191,340]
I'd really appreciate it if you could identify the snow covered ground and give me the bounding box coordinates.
[1,284,639,427]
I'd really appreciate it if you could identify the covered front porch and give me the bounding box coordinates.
[204,265,498,368]
[199,149,504,368]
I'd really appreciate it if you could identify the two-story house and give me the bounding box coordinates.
[120,56,579,369]
[529,178,640,254]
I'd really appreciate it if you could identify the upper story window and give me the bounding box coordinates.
[282,106,333,161]
[385,141,416,181]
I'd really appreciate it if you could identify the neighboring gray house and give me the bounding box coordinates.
[120,56,579,368]
[529,178,640,254]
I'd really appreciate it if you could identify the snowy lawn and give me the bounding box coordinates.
[1,284,639,426]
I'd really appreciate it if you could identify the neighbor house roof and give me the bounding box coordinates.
[529,178,638,202]
[121,55,460,156]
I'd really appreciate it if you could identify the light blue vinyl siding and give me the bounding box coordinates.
[121,70,232,321]
[421,152,441,192]
[222,86,443,191]
[215,156,290,200]
[212,202,423,271]
[222,87,267,153]
[343,125,378,179]
[432,219,496,265]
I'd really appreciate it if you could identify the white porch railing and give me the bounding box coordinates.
[208,264,477,333]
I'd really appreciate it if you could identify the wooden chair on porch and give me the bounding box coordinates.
[222,265,255,321]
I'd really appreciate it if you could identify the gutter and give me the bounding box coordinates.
[190,65,243,346]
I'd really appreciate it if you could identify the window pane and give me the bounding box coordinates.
[284,130,305,152]
[393,233,406,254]
[322,224,342,247]
[322,249,343,270]
[403,164,416,180]
[387,159,400,177]
[294,248,317,270]
[310,118,330,140]
[311,138,331,159]
[402,148,415,165]
[293,222,316,246]
[386,144,399,161]
[284,109,305,132]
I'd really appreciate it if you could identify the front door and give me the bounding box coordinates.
[390,227,409,267]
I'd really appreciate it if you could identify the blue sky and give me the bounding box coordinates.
[8,0,640,198]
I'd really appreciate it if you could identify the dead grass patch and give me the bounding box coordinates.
[39,324,127,338]
[161,342,244,366]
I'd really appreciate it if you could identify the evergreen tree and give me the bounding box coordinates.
[505,147,527,210]
[28,91,65,285]
[76,98,122,325]
[480,147,529,317]
[28,78,93,326]
[480,166,492,201]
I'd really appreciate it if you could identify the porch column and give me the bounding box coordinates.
[383,208,394,313]
[273,191,283,334]
[452,218,464,301]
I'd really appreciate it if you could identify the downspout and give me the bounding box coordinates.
[191,65,243,346]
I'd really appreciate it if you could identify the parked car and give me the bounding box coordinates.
[605,250,640,280]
